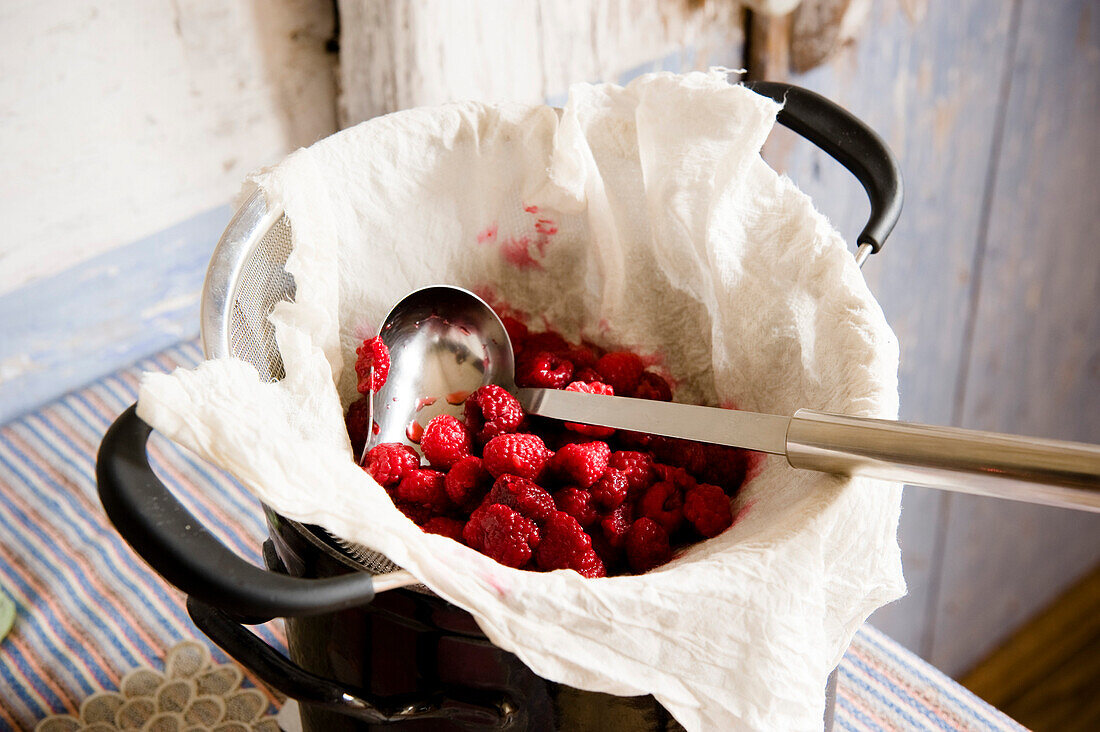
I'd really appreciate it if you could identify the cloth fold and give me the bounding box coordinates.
[138,71,904,731]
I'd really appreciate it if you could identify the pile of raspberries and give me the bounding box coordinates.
[345,319,748,578]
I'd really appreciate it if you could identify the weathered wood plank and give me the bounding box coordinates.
[0,206,228,424]
[746,12,792,82]
[930,0,1100,677]
[790,0,872,74]
[337,0,743,124]
[0,0,336,294]
[758,0,1017,654]
[960,564,1100,716]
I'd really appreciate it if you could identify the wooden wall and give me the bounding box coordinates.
[0,0,338,296]
[0,0,339,424]
[763,0,1100,675]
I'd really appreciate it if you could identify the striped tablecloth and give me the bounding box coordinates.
[0,341,1027,731]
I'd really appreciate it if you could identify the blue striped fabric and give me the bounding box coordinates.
[0,340,1026,731]
[0,341,284,729]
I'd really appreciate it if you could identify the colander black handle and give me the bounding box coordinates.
[187,597,517,726]
[745,80,903,254]
[96,404,379,621]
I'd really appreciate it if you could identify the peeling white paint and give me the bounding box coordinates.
[0,0,337,295]
[0,354,39,386]
[140,290,201,320]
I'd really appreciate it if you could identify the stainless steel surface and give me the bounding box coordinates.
[200,189,293,378]
[786,409,1100,511]
[517,387,791,455]
[371,286,516,457]
[200,190,419,585]
[855,242,874,266]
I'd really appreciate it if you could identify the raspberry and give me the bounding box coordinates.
[699,445,749,491]
[463,385,523,443]
[573,366,603,383]
[609,451,656,498]
[553,488,598,527]
[355,336,390,394]
[516,351,574,389]
[420,414,473,469]
[618,430,654,450]
[365,442,420,487]
[654,463,697,493]
[345,397,372,457]
[595,352,644,396]
[563,381,615,438]
[590,468,627,510]
[549,441,610,488]
[444,456,491,509]
[589,531,622,571]
[563,345,598,370]
[535,511,595,573]
[638,481,684,534]
[520,331,570,358]
[395,469,449,513]
[651,438,708,480]
[500,316,529,347]
[574,550,607,578]
[395,501,432,525]
[683,483,733,538]
[488,474,556,522]
[482,433,550,481]
[625,518,671,573]
[464,504,540,569]
[421,517,465,542]
[566,379,613,394]
[634,371,672,401]
[521,416,568,451]
[600,502,633,549]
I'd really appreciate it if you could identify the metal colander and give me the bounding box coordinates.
[200,190,417,582]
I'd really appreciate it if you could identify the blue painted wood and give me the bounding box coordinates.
[930,0,1100,677]
[762,0,1019,656]
[0,205,231,424]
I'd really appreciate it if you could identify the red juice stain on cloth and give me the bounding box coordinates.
[500,236,542,270]
[731,500,755,527]
[477,207,558,270]
[744,451,766,483]
[477,224,498,244]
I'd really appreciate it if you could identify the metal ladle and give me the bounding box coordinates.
[368,285,1100,512]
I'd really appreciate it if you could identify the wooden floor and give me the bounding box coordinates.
[960,563,1100,730]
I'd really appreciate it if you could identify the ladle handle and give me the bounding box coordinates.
[786,410,1100,511]
[745,80,903,254]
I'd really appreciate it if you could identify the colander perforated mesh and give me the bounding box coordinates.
[229,216,294,382]
[230,215,423,586]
